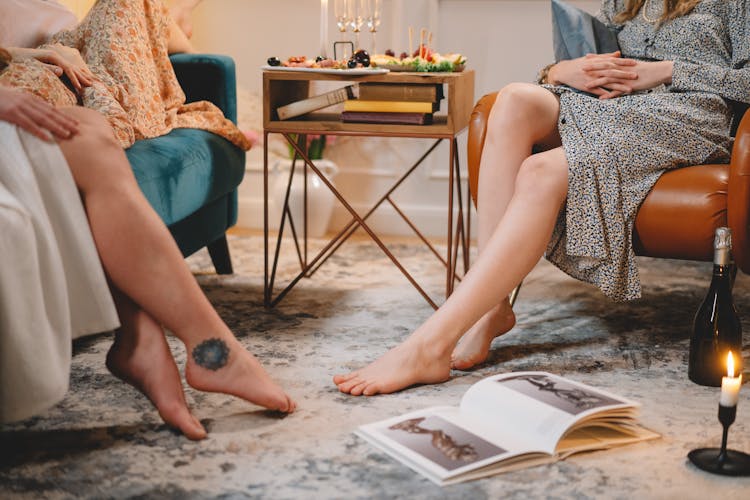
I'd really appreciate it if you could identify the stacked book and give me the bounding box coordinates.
[341,83,444,125]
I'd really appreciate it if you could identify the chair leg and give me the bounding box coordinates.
[207,235,234,275]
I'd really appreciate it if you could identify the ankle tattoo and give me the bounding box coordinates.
[192,338,229,370]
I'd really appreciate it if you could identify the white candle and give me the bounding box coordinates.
[320,0,329,58]
[720,351,742,407]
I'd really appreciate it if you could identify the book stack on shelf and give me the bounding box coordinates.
[341,83,444,125]
[276,84,359,120]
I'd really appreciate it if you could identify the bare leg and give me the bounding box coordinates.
[334,84,568,395]
[105,289,207,439]
[452,84,563,370]
[57,107,296,413]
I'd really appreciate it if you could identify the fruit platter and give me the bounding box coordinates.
[263,51,388,74]
[371,48,466,73]
[263,45,466,74]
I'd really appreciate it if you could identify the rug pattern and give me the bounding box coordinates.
[1,234,749,499]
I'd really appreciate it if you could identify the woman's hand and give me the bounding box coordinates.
[38,44,96,92]
[0,86,79,142]
[583,59,674,99]
[7,45,95,93]
[548,51,638,98]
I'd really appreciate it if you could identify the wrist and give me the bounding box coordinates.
[661,60,674,85]
[547,63,561,85]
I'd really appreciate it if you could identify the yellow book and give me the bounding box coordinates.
[343,100,439,113]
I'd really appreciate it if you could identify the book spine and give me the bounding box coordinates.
[359,83,442,102]
[277,84,356,120]
[341,111,433,125]
[343,100,437,113]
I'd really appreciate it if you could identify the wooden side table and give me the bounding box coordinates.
[262,69,475,309]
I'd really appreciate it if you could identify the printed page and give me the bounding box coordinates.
[357,406,551,483]
[459,372,637,453]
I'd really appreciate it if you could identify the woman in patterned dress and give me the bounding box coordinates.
[0,1,295,438]
[335,0,748,395]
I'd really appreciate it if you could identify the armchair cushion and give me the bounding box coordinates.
[125,128,244,226]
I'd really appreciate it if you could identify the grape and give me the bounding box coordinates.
[353,49,370,67]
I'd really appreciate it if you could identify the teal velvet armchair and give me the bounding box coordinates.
[124,54,245,273]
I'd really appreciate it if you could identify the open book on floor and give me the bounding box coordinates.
[357,371,660,486]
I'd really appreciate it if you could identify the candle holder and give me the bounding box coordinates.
[688,404,750,476]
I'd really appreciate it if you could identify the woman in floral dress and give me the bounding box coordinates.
[335,0,749,395]
[0,1,294,437]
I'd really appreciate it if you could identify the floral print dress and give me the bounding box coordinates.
[543,0,748,300]
[0,0,250,150]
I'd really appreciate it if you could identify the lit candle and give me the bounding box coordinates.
[320,0,329,58]
[720,351,742,407]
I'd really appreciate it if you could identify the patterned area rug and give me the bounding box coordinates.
[1,233,749,499]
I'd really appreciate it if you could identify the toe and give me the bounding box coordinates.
[349,380,370,396]
[362,382,381,396]
[333,372,359,385]
[337,376,364,393]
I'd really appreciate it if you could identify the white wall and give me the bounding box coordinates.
[190,0,600,236]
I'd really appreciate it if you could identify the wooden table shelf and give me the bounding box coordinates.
[263,70,475,137]
[262,69,475,308]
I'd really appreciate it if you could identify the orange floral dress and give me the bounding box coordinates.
[0,0,251,150]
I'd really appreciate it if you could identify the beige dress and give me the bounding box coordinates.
[0,122,120,423]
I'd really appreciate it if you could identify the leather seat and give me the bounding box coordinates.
[467,92,750,274]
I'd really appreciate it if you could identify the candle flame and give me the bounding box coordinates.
[728,351,735,378]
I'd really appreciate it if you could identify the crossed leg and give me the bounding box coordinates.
[57,107,295,436]
[334,83,568,395]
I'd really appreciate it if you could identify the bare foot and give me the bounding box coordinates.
[333,336,452,396]
[106,330,207,440]
[185,337,296,413]
[450,300,516,370]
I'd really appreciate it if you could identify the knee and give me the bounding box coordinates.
[487,83,559,142]
[514,153,568,202]
[490,83,542,124]
[57,107,135,192]
[61,107,120,151]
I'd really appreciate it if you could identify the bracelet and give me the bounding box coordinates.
[537,63,556,85]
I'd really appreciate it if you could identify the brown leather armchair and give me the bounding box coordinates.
[467,92,750,278]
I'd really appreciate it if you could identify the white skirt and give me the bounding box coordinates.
[0,122,120,423]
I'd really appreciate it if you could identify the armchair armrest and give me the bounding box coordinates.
[169,53,238,124]
[728,109,750,273]
[467,92,499,207]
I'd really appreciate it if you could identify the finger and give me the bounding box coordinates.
[585,50,621,59]
[74,69,94,87]
[585,76,634,90]
[586,86,609,97]
[14,113,55,142]
[41,63,64,76]
[29,106,78,139]
[583,68,638,80]
[599,89,626,100]
[64,67,82,91]
[26,96,80,136]
[582,61,638,74]
[598,83,632,94]
[613,58,637,66]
